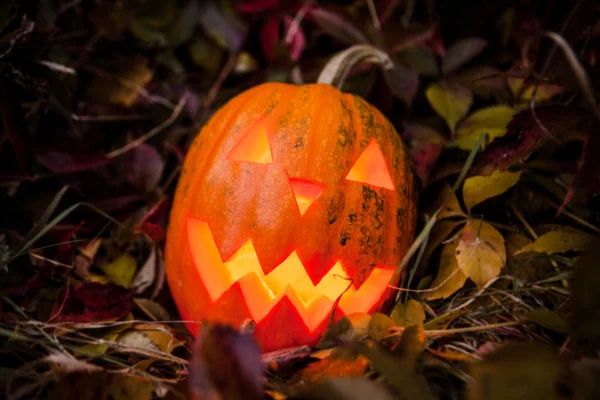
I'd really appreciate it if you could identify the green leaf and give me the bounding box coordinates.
[426,82,473,133]
[468,342,561,400]
[515,227,593,255]
[455,105,515,150]
[422,242,467,300]
[391,299,426,327]
[456,220,506,287]
[100,254,137,288]
[442,37,488,74]
[462,170,522,212]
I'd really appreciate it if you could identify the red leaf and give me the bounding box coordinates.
[238,0,281,13]
[404,124,445,183]
[190,324,263,400]
[50,282,132,323]
[36,150,110,174]
[260,15,281,61]
[477,106,591,176]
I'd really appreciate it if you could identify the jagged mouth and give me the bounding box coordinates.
[187,217,395,331]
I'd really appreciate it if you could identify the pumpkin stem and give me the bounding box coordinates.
[317,44,394,88]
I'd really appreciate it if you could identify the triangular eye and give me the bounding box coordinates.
[289,178,324,215]
[228,124,272,164]
[345,139,394,190]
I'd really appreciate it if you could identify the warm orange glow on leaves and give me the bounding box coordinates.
[288,178,324,215]
[228,124,272,164]
[345,139,394,190]
[187,217,394,331]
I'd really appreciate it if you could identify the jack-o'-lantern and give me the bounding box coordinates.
[165,46,417,352]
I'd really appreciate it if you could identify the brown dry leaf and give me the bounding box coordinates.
[118,323,184,355]
[420,219,463,271]
[368,313,395,341]
[505,232,553,281]
[515,227,593,255]
[456,220,506,287]
[462,170,522,212]
[468,342,561,400]
[134,298,170,321]
[297,377,397,400]
[423,309,467,330]
[422,241,467,300]
[48,371,154,400]
[298,353,369,384]
[391,299,426,327]
[100,254,137,288]
[86,57,153,106]
[570,237,600,349]
[316,313,371,348]
[355,325,435,400]
[426,81,473,133]
[189,324,263,400]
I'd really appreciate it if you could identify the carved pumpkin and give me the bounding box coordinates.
[165,80,417,352]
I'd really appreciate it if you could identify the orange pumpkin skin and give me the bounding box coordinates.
[165,82,417,352]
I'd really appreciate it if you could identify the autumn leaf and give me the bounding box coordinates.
[317,313,372,348]
[50,282,132,323]
[462,170,522,212]
[426,81,473,133]
[297,353,369,384]
[477,106,592,175]
[355,326,435,400]
[455,105,515,150]
[368,313,396,341]
[435,183,465,219]
[442,37,488,74]
[422,242,467,300]
[405,123,445,183]
[100,254,137,288]
[189,324,263,400]
[570,237,600,349]
[456,220,506,287]
[297,377,397,400]
[514,227,593,255]
[468,342,561,400]
[391,299,426,327]
[508,78,563,103]
[524,309,568,333]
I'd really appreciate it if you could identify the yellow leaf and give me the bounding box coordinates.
[515,227,593,255]
[508,77,563,102]
[422,242,467,300]
[463,170,522,212]
[368,313,395,341]
[391,299,426,327]
[426,82,473,133]
[524,309,568,333]
[100,254,137,288]
[456,220,506,287]
[455,105,515,150]
[436,184,465,219]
